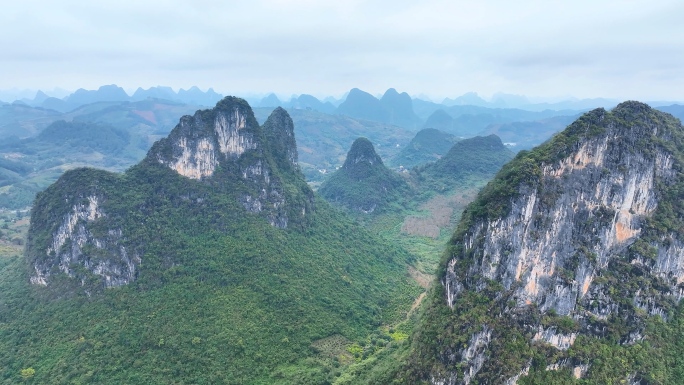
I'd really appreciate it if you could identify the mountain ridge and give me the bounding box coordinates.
[7,96,421,384]
[390,101,684,384]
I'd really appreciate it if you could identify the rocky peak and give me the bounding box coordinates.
[149,97,314,229]
[262,106,299,171]
[319,137,407,213]
[407,101,684,384]
[26,97,314,292]
[151,97,260,180]
[343,137,384,170]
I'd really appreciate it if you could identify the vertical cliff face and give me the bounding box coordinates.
[152,97,259,179]
[404,102,684,384]
[29,190,138,289]
[149,97,312,229]
[26,97,314,291]
[26,168,139,292]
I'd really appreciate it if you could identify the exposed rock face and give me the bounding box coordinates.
[420,102,684,384]
[30,193,139,289]
[150,97,309,229]
[26,97,314,291]
[154,99,258,179]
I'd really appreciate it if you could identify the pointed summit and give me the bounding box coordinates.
[149,96,261,180]
[27,96,315,291]
[380,88,419,128]
[319,137,408,213]
[262,106,298,170]
[336,88,389,123]
[342,137,384,170]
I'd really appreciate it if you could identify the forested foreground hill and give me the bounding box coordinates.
[0,97,421,384]
[346,102,684,384]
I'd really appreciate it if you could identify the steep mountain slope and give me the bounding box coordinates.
[393,102,684,384]
[414,135,514,193]
[2,97,420,384]
[390,128,459,169]
[252,107,414,184]
[337,88,391,123]
[319,137,409,213]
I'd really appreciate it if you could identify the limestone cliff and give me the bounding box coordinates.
[148,98,311,228]
[27,170,139,291]
[26,97,313,291]
[404,102,684,384]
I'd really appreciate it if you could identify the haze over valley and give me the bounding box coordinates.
[1,1,684,384]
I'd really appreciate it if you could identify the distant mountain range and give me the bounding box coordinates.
[8,85,224,113]
[442,91,620,111]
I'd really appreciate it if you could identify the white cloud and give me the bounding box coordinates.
[0,0,682,101]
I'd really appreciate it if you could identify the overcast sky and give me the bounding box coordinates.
[1,0,683,101]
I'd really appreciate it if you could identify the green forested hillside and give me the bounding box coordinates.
[350,102,684,384]
[0,98,421,384]
[389,128,459,169]
[413,134,514,192]
[0,120,146,209]
[0,100,202,210]
[319,138,410,213]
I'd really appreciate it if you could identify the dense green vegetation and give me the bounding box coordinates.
[0,98,422,384]
[252,107,414,185]
[312,134,516,383]
[319,138,410,214]
[412,134,514,195]
[389,128,459,169]
[1,198,420,384]
[354,102,684,384]
[0,101,201,210]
